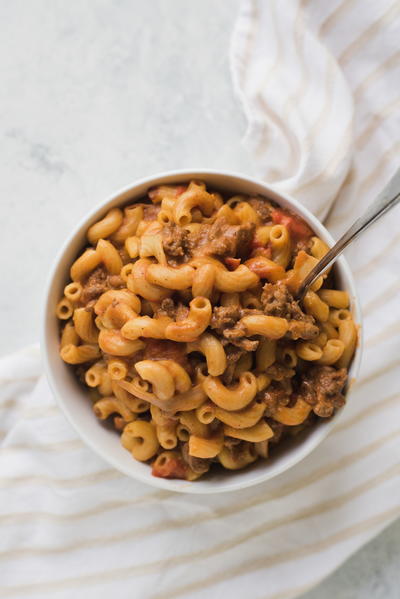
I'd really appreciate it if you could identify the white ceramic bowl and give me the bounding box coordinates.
[42,170,362,494]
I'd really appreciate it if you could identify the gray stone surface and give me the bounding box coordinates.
[301,519,400,599]
[0,1,398,597]
[0,0,251,356]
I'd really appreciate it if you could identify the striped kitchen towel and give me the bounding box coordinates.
[1,1,400,598]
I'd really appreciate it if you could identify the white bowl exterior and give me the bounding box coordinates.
[42,170,363,494]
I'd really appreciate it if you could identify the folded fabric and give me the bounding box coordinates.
[1,1,400,598]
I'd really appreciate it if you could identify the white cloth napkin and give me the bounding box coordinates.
[1,1,400,598]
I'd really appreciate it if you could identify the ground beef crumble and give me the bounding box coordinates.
[287,320,319,340]
[248,197,273,222]
[261,366,347,420]
[299,366,347,417]
[262,382,291,415]
[228,441,255,462]
[293,237,313,259]
[162,217,256,264]
[265,419,286,444]
[162,225,191,262]
[190,217,256,260]
[210,306,259,351]
[221,344,247,385]
[155,298,189,321]
[210,305,242,330]
[225,344,247,364]
[80,266,125,305]
[181,443,211,474]
[265,363,295,381]
[261,282,319,340]
[143,338,190,370]
[262,281,308,321]
[225,335,259,352]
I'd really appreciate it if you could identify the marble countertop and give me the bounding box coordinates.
[1,1,398,596]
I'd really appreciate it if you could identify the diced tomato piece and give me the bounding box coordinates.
[143,204,161,221]
[245,256,285,282]
[251,236,273,259]
[175,185,187,196]
[152,457,187,479]
[144,339,188,368]
[250,246,272,259]
[148,184,187,202]
[224,257,241,271]
[271,209,313,241]
[251,238,264,250]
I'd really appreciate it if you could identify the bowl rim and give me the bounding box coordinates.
[42,168,363,494]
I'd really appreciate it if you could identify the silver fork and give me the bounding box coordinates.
[297,167,400,301]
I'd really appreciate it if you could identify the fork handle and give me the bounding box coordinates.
[297,167,400,300]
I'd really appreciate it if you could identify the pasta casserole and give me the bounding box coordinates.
[57,180,357,480]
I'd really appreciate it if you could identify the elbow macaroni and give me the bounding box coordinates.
[165,297,211,342]
[187,332,227,376]
[87,208,123,245]
[203,372,257,411]
[214,265,259,293]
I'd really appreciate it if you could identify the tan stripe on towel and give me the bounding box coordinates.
[354,50,400,100]
[339,2,400,65]
[359,141,400,194]
[22,405,60,419]
[330,140,400,226]
[0,468,123,489]
[357,358,400,388]
[0,499,138,526]
[234,0,258,91]
[319,0,357,37]
[292,122,353,196]
[365,321,400,349]
[282,0,309,118]
[362,279,400,315]
[356,97,400,150]
[335,393,400,433]
[0,438,84,455]
[355,231,400,278]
